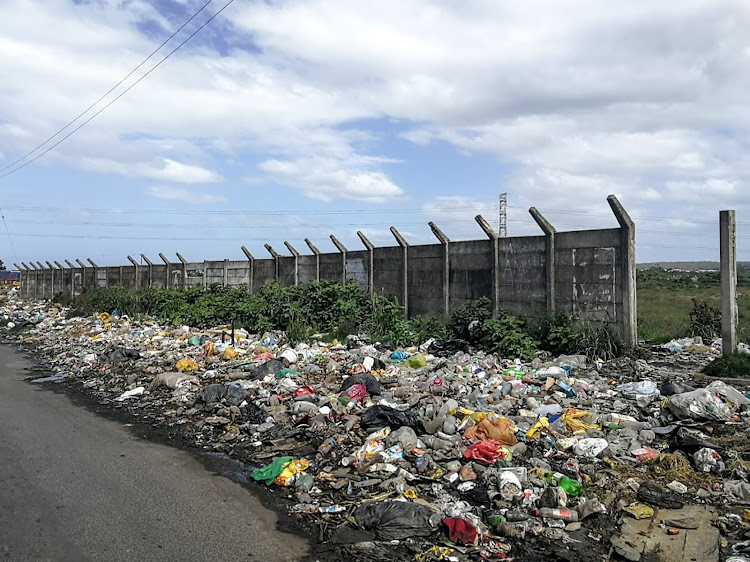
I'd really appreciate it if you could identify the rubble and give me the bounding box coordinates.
[3,297,750,562]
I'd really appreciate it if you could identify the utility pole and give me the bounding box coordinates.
[499,192,508,237]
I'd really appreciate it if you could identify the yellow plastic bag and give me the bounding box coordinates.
[222,347,238,360]
[526,416,549,439]
[561,408,601,434]
[98,312,110,322]
[273,459,309,486]
[176,358,198,371]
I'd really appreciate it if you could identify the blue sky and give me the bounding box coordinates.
[1,0,750,267]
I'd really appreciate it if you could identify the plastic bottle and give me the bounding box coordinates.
[544,472,583,497]
[536,508,579,522]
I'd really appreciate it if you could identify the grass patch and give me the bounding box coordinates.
[637,286,750,343]
[702,352,750,378]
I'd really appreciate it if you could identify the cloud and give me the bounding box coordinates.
[1,0,750,259]
[259,156,404,202]
[145,185,226,205]
[81,157,222,184]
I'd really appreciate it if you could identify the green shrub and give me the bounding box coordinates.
[449,297,491,342]
[702,352,750,378]
[689,298,722,340]
[480,315,539,360]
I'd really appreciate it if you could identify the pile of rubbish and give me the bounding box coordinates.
[4,299,750,562]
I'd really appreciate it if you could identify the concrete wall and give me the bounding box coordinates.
[18,200,637,345]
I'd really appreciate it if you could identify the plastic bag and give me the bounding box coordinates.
[406,353,427,369]
[441,518,478,545]
[360,405,425,434]
[572,438,609,458]
[273,459,309,486]
[427,339,469,357]
[354,501,437,540]
[222,347,238,360]
[693,447,724,473]
[340,372,381,395]
[667,388,733,421]
[560,408,600,434]
[176,358,198,372]
[462,440,512,466]
[706,380,750,406]
[616,381,659,400]
[199,383,248,407]
[636,480,684,509]
[245,359,284,380]
[148,372,198,390]
[250,457,293,485]
[464,416,518,446]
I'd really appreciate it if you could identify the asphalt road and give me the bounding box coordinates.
[0,345,310,562]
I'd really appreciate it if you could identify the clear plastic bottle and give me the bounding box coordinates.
[536,507,579,522]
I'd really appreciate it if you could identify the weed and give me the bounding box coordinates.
[702,352,750,378]
[480,315,539,360]
[689,298,722,340]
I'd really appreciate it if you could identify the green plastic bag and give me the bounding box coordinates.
[276,368,300,379]
[188,335,200,346]
[250,457,293,486]
[406,353,426,369]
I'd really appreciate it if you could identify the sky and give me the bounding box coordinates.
[1,0,750,267]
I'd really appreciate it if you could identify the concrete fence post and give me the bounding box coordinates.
[141,255,154,288]
[36,262,46,298]
[75,259,88,291]
[64,260,76,298]
[264,244,280,284]
[475,215,500,318]
[607,194,637,347]
[330,235,347,285]
[87,258,99,290]
[223,258,229,287]
[390,227,409,318]
[54,261,65,297]
[284,242,300,286]
[357,231,375,295]
[127,256,139,288]
[720,210,738,355]
[13,263,23,296]
[305,239,320,282]
[46,262,55,297]
[158,253,171,288]
[241,246,254,293]
[529,208,557,314]
[27,263,39,299]
[175,253,188,290]
[429,222,451,316]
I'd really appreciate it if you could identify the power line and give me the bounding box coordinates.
[0,204,498,216]
[0,0,216,175]
[0,206,19,264]
[0,0,237,181]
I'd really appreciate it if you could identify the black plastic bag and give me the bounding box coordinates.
[103,347,140,365]
[669,436,722,455]
[660,381,693,396]
[637,480,684,509]
[354,501,436,540]
[360,405,425,434]
[340,373,382,396]
[245,359,285,380]
[199,384,248,407]
[428,339,469,358]
[241,402,268,424]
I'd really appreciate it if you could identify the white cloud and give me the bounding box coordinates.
[259,157,404,202]
[80,157,221,184]
[0,0,750,233]
[145,185,226,205]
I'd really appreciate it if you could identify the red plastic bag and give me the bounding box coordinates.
[462,440,511,466]
[295,385,315,398]
[344,383,367,402]
[442,518,478,545]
